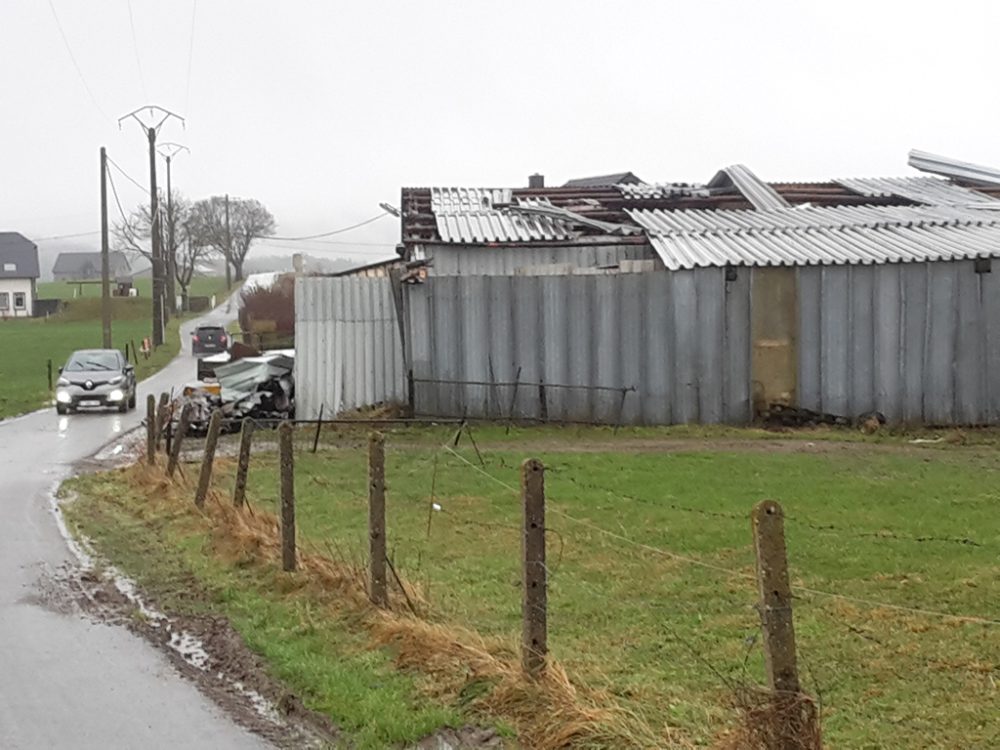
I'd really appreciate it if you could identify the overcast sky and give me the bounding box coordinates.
[3,1,999,265]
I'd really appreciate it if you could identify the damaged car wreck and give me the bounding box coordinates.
[177,349,295,435]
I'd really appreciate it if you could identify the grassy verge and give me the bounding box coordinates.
[0,277,230,419]
[64,426,1000,748]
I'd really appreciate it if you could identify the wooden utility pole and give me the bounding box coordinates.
[224,193,232,289]
[118,106,184,348]
[147,126,164,347]
[164,154,174,321]
[99,147,112,348]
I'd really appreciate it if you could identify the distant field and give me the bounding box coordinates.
[64,426,1000,748]
[0,276,229,419]
[37,276,226,302]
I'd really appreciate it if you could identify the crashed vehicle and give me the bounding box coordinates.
[176,349,294,434]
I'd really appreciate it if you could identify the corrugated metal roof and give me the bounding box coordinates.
[430,187,512,212]
[708,164,790,210]
[628,203,991,234]
[835,176,996,206]
[636,215,1000,270]
[908,149,1000,186]
[616,182,712,199]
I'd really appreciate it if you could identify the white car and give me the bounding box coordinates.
[55,349,137,415]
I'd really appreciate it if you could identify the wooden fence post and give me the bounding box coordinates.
[312,403,324,453]
[166,403,193,479]
[368,432,388,607]
[146,394,156,464]
[279,421,296,572]
[194,410,223,508]
[155,392,170,450]
[521,458,547,677]
[233,418,254,508]
[751,500,819,749]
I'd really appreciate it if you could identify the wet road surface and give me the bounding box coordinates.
[0,300,272,749]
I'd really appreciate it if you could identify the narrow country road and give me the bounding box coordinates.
[0,298,272,750]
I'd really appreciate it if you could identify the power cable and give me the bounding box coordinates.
[183,0,198,114]
[270,212,390,240]
[126,0,148,101]
[106,169,131,225]
[46,0,109,121]
[35,230,101,241]
[106,156,150,196]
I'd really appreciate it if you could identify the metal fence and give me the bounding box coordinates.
[798,259,1000,424]
[295,275,406,419]
[407,271,752,425]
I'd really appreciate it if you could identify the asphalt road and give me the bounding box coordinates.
[0,299,271,749]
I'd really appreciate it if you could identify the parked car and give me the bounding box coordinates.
[55,349,137,415]
[191,325,229,355]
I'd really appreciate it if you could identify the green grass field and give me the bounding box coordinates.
[64,427,1000,748]
[36,275,226,302]
[0,276,229,419]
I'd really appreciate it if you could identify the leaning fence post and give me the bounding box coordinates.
[146,394,156,464]
[751,500,819,748]
[233,418,254,508]
[368,432,388,607]
[312,403,324,453]
[521,458,547,677]
[155,392,170,450]
[194,410,223,508]
[166,403,193,479]
[47,358,53,392]
[279,421,296,572]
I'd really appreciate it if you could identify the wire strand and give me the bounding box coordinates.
[440,445,1000,628]
[270,212,389,241]
[46,0,108,121]
[126,0,148,101]
[106,156,150,196]
[183,0,198,114]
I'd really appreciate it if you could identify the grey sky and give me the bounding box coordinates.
[3,0,999,264]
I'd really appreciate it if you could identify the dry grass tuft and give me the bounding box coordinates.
[122,462,689,749]
[715,686,821,750]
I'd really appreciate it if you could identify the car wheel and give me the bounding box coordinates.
[129,392,137,409]
[118,399,128,414]
[56,404,68,415]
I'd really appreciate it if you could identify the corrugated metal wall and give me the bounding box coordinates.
[408,271,752,424]
[295,276,406,419]
[420,242,657,276]
[797,259,1000,424]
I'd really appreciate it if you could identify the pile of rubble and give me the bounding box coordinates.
[180,345,294,434]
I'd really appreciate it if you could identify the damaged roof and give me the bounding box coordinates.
[401,152,1000,268]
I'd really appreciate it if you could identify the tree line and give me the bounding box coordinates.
[113,192,275,308]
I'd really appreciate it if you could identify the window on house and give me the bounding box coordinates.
[2,262,15,272]
[13,292,26,309]
[0,292,9,310]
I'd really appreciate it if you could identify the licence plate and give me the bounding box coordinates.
[81,400,101,407]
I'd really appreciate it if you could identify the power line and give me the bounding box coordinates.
[106,155,150,195]
[255,240,395,256]
[270,212,390,240]
[34,230,101,242]
[183,0,198,114]
[46,0,108,121]
[106,169,132,228]
[126,0,148,101]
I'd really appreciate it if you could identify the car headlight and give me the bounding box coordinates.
[109,375,124,385]
[109,389,125,401]
[56,391,72,403]
[57,377,69,386]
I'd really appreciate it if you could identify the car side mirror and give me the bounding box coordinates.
[124,365,134,373]
[57,366,63,374]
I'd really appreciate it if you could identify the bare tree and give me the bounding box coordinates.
[112,190,193,313]
[188,196,275,282]
[175,227,213,310]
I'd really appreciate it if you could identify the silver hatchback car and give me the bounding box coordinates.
[55,349,137,415]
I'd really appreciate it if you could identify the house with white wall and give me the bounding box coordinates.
[0,232,40,318]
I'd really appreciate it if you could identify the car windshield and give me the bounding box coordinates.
[65,351,120,372]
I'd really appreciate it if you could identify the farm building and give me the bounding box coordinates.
[296,150,1000,426]
[52,251,131,281]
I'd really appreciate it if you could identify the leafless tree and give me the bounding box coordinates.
[188,196,275,282]
[175,227,214,310]
[112,190,193,312]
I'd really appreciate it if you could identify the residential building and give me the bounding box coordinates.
[52,251,131,281]
[0,232,40,318]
